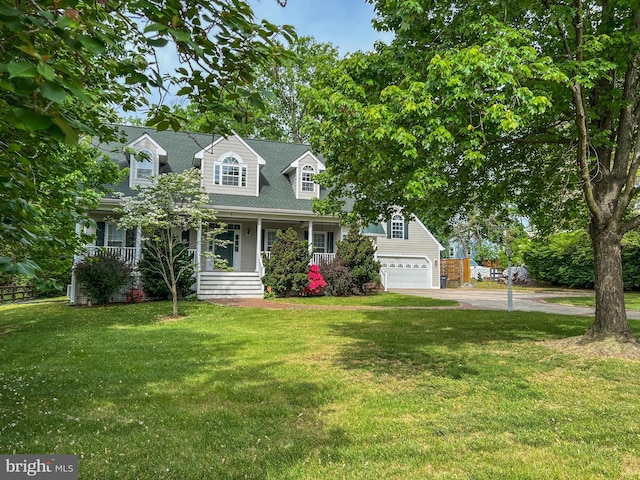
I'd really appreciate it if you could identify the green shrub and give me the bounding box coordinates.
[138,241,195,300]
[319,258,353,296]
[523,231,594,289]
[622,232,640,290]
[336,226,381,294]
[262,228,312,297]
[523,230,640,291]
[74,251,133,304]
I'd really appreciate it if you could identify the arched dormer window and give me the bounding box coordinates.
[301,165,315,192]
[214,154,247,187]
[135,149,154,180]
[389,214,408,239]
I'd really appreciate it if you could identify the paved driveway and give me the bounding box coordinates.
[392,288,640,320]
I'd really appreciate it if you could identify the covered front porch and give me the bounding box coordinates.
[73,214,343,302]
[193,217,341,299]
[194,218,342,276]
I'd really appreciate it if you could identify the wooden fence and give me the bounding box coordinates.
[0,285,37,304]
[441,258,471,284]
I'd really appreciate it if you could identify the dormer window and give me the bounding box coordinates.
[301,165,315,192]
[215,155,247,187]
[389,214,409,240]
[135,149,154,180]
[391,215,404,238]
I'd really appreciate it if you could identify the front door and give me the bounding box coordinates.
[216,229,235,269]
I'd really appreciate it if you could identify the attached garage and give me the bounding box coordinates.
[378,256,433,289]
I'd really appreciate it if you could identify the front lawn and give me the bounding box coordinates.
[2,301,640,478]
[269,291,457,307]
[547,292,640,310]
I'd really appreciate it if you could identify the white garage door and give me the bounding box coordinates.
[379,257,432,289]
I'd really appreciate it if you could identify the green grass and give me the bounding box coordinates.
[270,291,458,307]
[547,292,640,310]
[2,300,640,478]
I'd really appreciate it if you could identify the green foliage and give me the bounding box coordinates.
[335,226,381,294]
[524,231,594,289]
[116,169,222,317]
[307,0,640,335]
[524,230,640,291]
[170,36,339,143]
[1,0,295,277]
[74,251,133,304]
[1,141,124,277]
[318,258,353,297]
[622,232,640,291]
[138,241,195,300]
[262,228,312,297]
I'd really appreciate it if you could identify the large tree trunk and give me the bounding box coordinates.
[584,220,635,342]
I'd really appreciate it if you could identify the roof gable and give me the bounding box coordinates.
[281,150,326,175]
[194,131,266,167]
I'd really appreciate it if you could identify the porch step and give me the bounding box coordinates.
[198,271,264,299]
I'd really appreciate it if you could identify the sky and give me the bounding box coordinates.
[249,0,393,55]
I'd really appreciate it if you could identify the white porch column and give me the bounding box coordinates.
[134,226,142,264]
[195,221,203,294]
[256,217,263,273]
[69,222,82,305]
[308,220,314,256]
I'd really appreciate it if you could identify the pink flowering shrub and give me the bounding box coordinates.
[305,265,327,296]
[125,288,144,304]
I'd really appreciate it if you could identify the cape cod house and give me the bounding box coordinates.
[69,126,443,303]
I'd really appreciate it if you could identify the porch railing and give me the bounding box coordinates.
[261,251,335,266]
[312,253,335,265]
[84,246,137,265]
[83,246,198,268]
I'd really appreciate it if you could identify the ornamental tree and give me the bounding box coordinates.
[309,0,640,342]
[116,168,225,317]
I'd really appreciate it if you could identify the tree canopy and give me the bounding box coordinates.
[1,0,295,274]
[167,35,339,143]
[308,0,640,341]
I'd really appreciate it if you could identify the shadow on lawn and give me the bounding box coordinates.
[0,303,350,479]
[330,309,589,380]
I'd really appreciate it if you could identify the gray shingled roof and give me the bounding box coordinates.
[96,125,330,213]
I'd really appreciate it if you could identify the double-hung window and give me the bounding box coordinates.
[266,230,279,251]
[391,214,405,239]
[313,232,326,253]
[96,222,135,248]
[301,165,315,192]
[215,156,247,187]
[135,149,154,180]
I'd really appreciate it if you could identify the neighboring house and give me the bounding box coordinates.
[69,126,443,303]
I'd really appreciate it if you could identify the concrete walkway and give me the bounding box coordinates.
[392,287,640,320]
